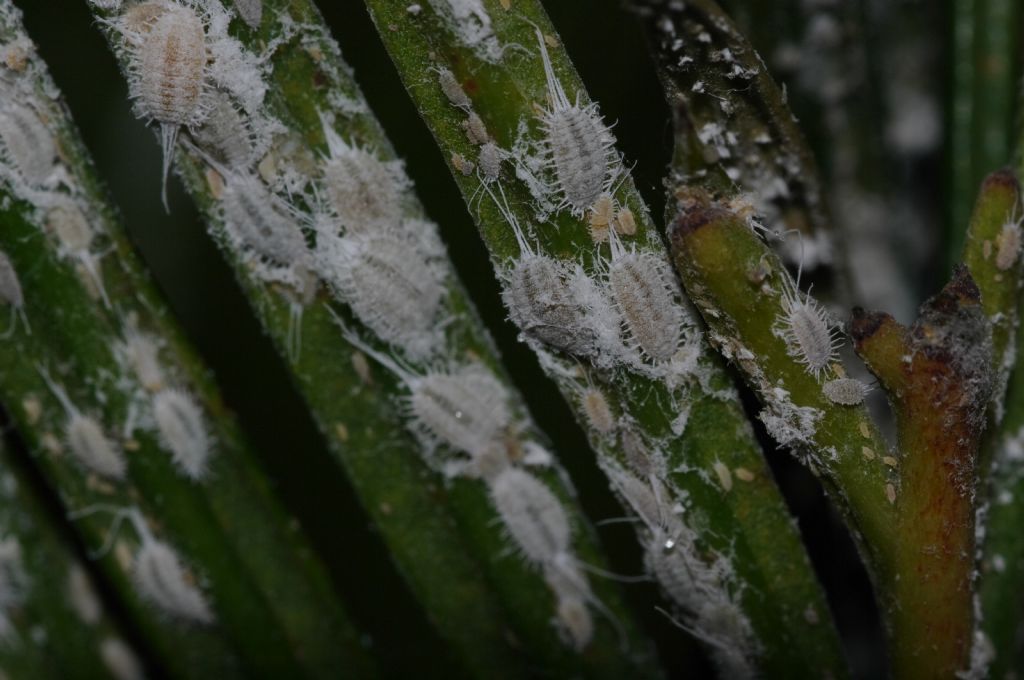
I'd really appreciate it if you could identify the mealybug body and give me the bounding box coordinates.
[533,27,619,215]
[410,366,511,456]
[317,230,444,359]
[996,215,1022,271]
[152,388,211,480]
[220,172,309,266]
[0,249,28,337]
[320,118,407,231]
[489,467,570,566]
[122,325,165,392]
[232,0,262,29]
[822,377,870,405]
[437,67,471,109]
[127,2,210,205]
[133,537,213,623]
[100,637,145,680]
[40,370,126,479]
[190,91,253,168]
[773,279,840,380]
[0,101,56,186]
[606,230,686,363]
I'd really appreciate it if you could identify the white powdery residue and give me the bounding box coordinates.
[426,0,502,62]
[759,386,823,451]
[957,628,995,680]
[998,425,1024,467]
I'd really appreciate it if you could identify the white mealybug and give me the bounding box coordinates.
[45,200,111,308]
[0,101,57,186]
[491,185,604,356]
[124,2,210,206]
[319,116,408,231]
[133,536,213,624]
[100,637,145,680]
[605,228,686,363]
[533,26,619,215]
[189,91,254,168]
[40,370,126,480]
[152,389,212,480]
[436,67,471,110]
[0,249,28,338]
[772,256,840,380]
[463,112,489,145]
[67,564,103,625]
[996,210,1022,272]
[822,377,870,406]
[335,323,511,460]
[477,141,502,182]
[317,230,444,359]
[220,172,309,266]
[490,467,571,566]
[581,386,615,435]
[232,0,262,29]
[556,596,594,651]
[121,324,165,392]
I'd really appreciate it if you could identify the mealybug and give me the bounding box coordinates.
[320,116,408,231]
[0,249,28,337]
[232,0,262,29]
[126,2,210,206]
[491,185,605,357]
[40,370,126,480]
[772,252,840,380]
[605,229,686,363]
[317,230,444,359]
[533,26,619,215]
[336,324,511,459]
[996,211,1022,272]
[67,564,103,625]
[581,386,615,435]
[152,388,211,480]
[100,637,145,680]
[489,467,570,566]
[437,67,471,110]
[189,91,254,169]
[822,377,870,405]
[0,101,56,186]
[220,172,310,267]
[121,324,165,393]
[133,536,213,623]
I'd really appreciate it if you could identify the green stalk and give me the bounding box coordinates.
[948,0,1021,266]
[81,0,655,675]
[669,192,997,678]
[364,0,846,676]
[0,2,372,676]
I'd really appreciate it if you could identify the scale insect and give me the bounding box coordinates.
[532,25,620,216]
[39,369,126,480]
[152,388,212,480]
[122,1,211,208]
